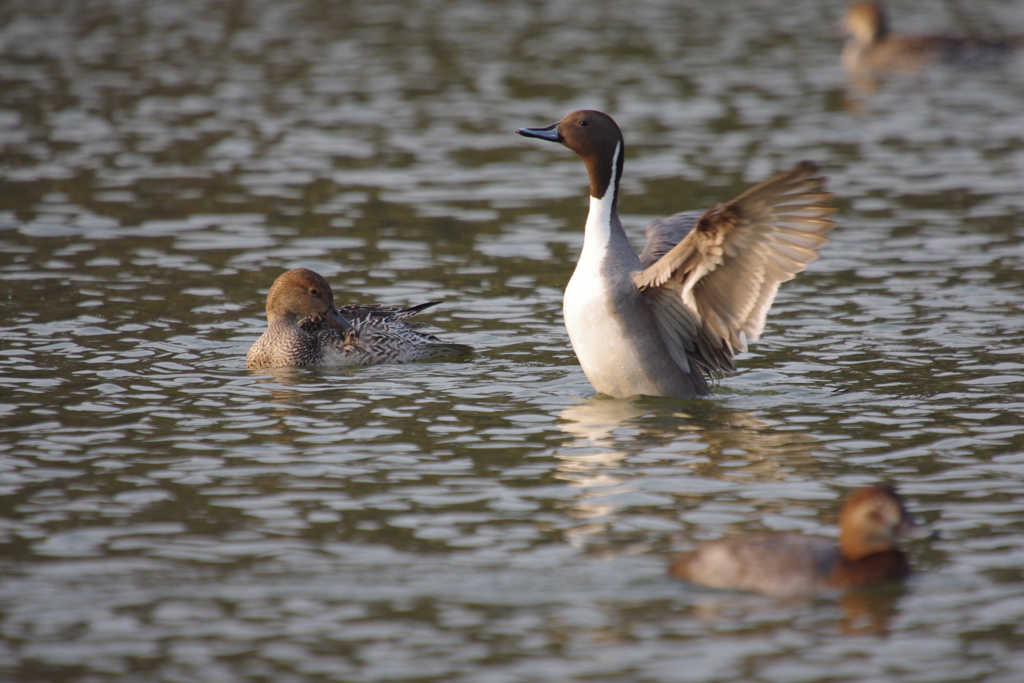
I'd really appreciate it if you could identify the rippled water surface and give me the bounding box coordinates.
[3,0,1024,680]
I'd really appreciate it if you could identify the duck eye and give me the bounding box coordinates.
[309,288,319,296]
[579,120,589,126]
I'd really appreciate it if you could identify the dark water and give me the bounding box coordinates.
[2,0,1024,680]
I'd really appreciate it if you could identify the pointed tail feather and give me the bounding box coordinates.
[419,342,475,360]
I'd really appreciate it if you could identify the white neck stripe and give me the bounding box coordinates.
[581,141,620,257]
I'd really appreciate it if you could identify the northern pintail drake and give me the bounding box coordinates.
[516,110,835,399]
[670,484,932,598]
[842,2,1016,75]
[245,268,473,369]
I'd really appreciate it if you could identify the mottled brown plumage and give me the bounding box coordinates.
[246,268,473,369]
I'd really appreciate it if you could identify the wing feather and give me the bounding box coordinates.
[638,210,704,269]
[634,161,835,373]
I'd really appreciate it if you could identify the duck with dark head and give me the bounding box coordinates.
[517,110,835,399]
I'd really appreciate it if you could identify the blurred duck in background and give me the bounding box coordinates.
[842,2,1017,76]
[669,484,934,598]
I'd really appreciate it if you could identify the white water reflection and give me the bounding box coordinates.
[554,397,829,550]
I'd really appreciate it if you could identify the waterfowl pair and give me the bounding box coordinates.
[246,268,472,370]
[842,2,1016,76]
[670,484,932,597]
[517,110,835,399]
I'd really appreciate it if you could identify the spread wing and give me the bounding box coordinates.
[633,161,835,373]
[638,210,703,268]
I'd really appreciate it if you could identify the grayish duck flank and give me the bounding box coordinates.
[516,110,835,399]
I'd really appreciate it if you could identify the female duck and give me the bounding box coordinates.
[842,2,1014,75]
[669,484,932,598]
[246,268,473,369]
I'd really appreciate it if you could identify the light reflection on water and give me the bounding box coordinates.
[2,0,1024,680]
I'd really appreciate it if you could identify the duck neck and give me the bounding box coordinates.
[839,528,890,561]
[581,141,628,260]
[267,311,300,332]
[873,11,889,42]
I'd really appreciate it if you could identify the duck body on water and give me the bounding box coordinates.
[842,1,1017,76]
[670,484,933,598]
[517,110,835,399]
[246,268,473,370]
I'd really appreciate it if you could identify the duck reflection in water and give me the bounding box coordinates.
[686,584,910,637]
[555,396,819,549]
[556,396,820,479]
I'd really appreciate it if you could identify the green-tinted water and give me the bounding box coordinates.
[2,0,1024,680]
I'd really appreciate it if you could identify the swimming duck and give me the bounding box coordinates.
[669,484,932,598]
[246,268,473,369]
[842,2,1015,75]
[516,110,835,399]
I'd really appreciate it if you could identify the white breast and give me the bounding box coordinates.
[563,183,618,363]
